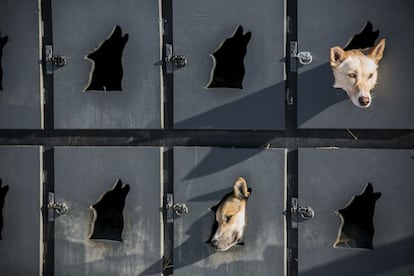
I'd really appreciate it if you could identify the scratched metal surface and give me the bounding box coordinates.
[0,0,41,129]
[173,147,285,276]
[53,147,161,276]
[52,0,161,129]
[173,0,285,130]
[298,148,414,276]
[0,146,40,274]
[297,0,414,129]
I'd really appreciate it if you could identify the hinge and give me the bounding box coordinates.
[286,88,294,106]
[42,170,47,185]
[159,18,167,35]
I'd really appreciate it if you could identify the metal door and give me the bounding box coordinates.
[51,0,161,129]
[172,0,286,129]
[53,147,162,276]
[0,0,41,129]
[298,149,414,276]
[0,146,40,275]
[297,0,414,129]
[172,147,286,275]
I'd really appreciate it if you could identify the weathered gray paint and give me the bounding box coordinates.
[0,1,41,129]
[173,0,285,129]
[298,148,414,276]
[298,0,414,129]
[0,146,40,275]
[54,147,161,276]
[52,0,161,129]
[173,147,285,275]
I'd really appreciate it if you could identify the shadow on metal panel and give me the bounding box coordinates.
[175,83,284,129]
[301,236,414,276]
[183,148,264,180]
[140,210,277,275]
[298,63,349,126]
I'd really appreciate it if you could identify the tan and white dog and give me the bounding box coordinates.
[210,177,250,251]
[330,39,386,108]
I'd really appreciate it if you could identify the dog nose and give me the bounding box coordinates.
[358,96,370,106]
[210,239,217,246]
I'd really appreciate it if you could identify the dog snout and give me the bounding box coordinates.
[210,238,218,246]
[358,96,370,106]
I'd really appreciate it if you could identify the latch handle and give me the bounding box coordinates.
[290,41,313,65]
[166,193,189,223]
[165,44,187,73]
[48,192,68,220]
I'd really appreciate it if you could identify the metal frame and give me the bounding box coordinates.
[0,0,413,275]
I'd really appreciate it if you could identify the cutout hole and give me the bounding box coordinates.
[89,179,130,241]
[334,183,381,249]
[206,25,251,89]
[0,179,9,240]
[84,25,128,92]
[0,33,9,91]
[343,21,380,50]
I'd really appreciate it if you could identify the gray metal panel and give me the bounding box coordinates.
[173,0,285,130]
[298,148,414,276]
[297,0,414,129]
[0,1,41,129]
[52,0,161,129]
[54,147,161,276]
[0,146,40,275]
[173,147,285,275]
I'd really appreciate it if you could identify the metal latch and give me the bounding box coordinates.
[165,44,187,73]
[290,197,314,228]
[45,45,66,74]
[290,41,312,65]
[48,192,68,221]
[166,193,189,223]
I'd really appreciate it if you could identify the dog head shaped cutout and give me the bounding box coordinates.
[89,179,130,241]
[206,26,251,89]
[334,183,381,249]
[209,177,251,251]
[330,22,385,108]
[84,25,129,92]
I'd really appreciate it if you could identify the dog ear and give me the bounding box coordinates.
[330,47,347,67]
[369,38,385,64]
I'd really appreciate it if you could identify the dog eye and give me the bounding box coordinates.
[368,73,373,79]
[226,215,232,222]
[348,73,357,78]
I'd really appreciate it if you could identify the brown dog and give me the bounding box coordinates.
[210,177,250,251]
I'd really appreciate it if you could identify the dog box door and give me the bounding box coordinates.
[51,0,161,129]
[297,0,414,129]
[53,147,162,276]
[297,148,414,276]
[172,147,286,276]
[0,147,41,275]
[172,0,286,130]
[0,0,41,128]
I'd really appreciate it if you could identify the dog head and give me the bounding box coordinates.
[330,39,385,108]
[210,177,250,251]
